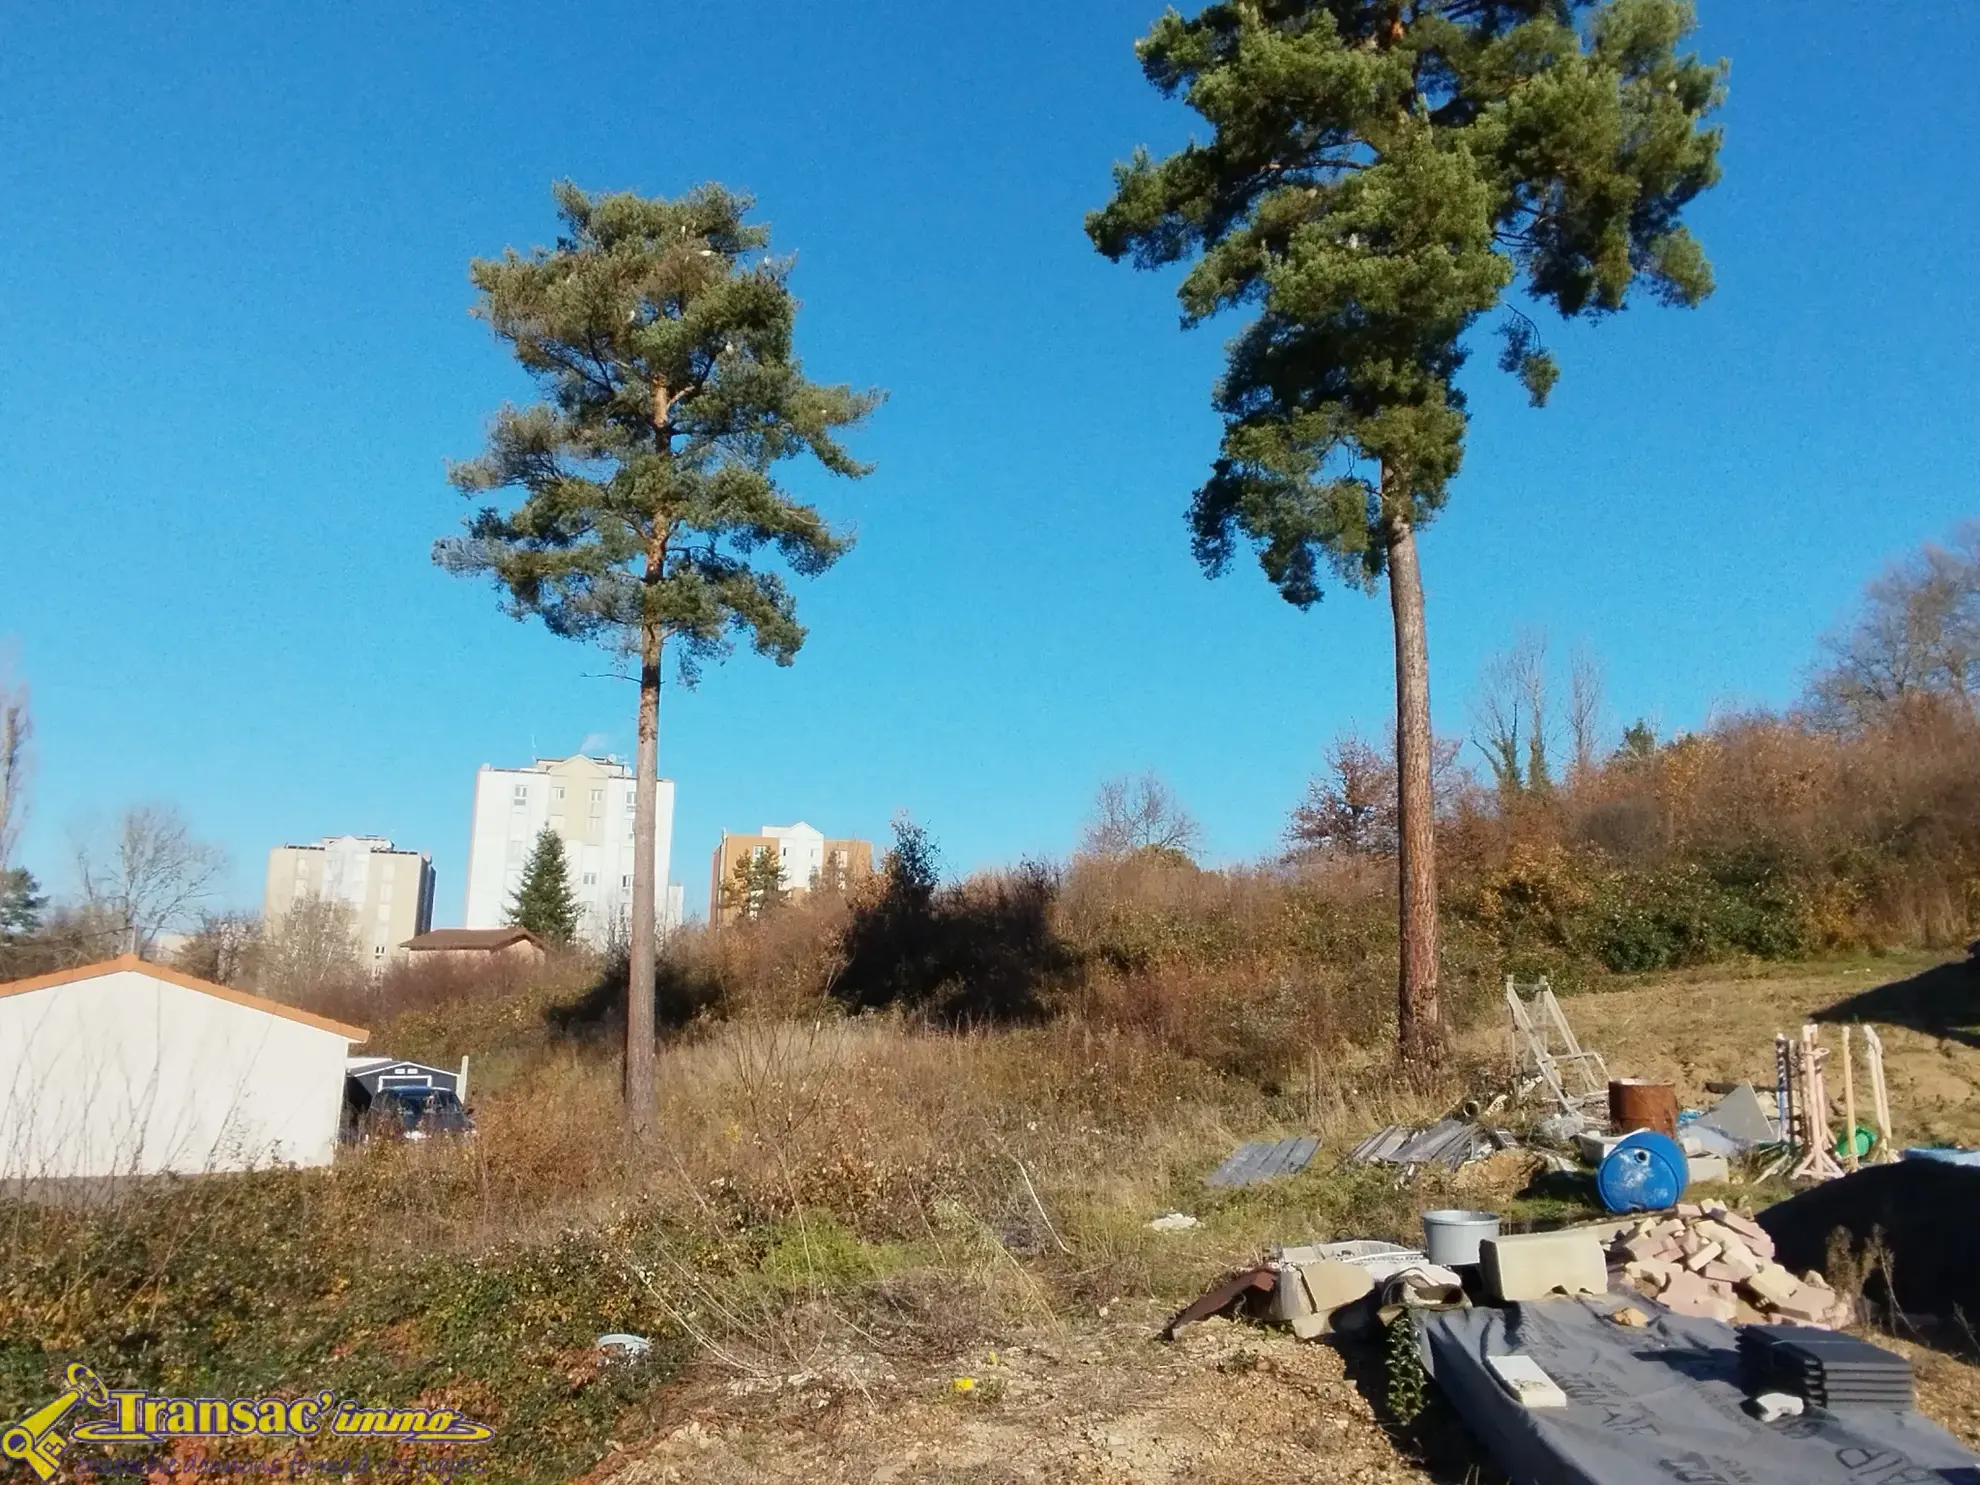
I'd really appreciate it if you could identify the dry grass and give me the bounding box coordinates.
[9,936,1980,1483]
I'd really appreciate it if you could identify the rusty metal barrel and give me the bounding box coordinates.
[1609,1079,1679,1138]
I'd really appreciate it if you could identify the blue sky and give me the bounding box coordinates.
[1,3,1975,924]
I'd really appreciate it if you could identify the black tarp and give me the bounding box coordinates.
[1758,1162,1980,1318]
[1419,1296,1980,1485]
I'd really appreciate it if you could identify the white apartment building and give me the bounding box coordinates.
[462,754,684,947]
[264,836,436,970]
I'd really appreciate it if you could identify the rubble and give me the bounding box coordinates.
[1605,1200,1853,1328]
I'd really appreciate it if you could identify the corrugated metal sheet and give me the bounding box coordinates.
[1348,1118,1494,1170]
[1205,1135,1321,1188]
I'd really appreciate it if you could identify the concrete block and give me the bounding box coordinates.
[1683,1241,1724,1273]
[1623,1260,1674,1292]
[1721,1212,1775,1255]
[1744,1264,1804,1309]
[1289,1311,1331,1341]
[1623,1235,1666,1264]
[1718,1246,1761,1281]
[1661,1271,1738,1322]
[1771,1290,1836,1324]
[1686,1153,1730,1185]
[1297,1261,1374,1315]
[1482,1230,1609,1303]
[1700,1262,1745,1283]
[1677,1202,1703,1218]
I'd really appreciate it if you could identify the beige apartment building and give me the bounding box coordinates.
[264,836,436,971]
[709,822,873,926]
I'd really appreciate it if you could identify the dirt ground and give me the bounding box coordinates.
[597,952,1980,1485]
[590,1303,1448,1485]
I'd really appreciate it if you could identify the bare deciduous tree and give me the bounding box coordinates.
[258,895,362,1004]
[174,910,263,987]
[74,805,227,956]
[1287,730,1396,858]
[1471,632,1550,795]
[1808,523,1980,730]
[1568,643,1607,782]
[1287,725,1468,859]
[1080,773,1202,862]
[0,667,28,870]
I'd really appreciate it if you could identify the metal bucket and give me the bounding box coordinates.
[1420,1208,1500,1267]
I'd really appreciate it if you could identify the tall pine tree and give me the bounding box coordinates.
[1088,0,1723,1062]
[508,828,581,944]
[440,183,881,1127]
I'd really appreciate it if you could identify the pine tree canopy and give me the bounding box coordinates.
[0,866,44,943]
[437,182,884,682]
[1087,0,1724,606]
[509,828,581,944]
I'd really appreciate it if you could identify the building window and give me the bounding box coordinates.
[506,840,526,864]
[373,945,385,960]
[582,872,598,887]
[626,797,636,813]
[622,874,633,889]
[512,784,529,805]
[552,786,566,802]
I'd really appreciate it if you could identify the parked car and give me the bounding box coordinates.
[341,1082,475,1143]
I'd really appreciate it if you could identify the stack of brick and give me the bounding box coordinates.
[1608,1200,1852,1328]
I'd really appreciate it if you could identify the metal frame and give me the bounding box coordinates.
[1506,975,1609,1118]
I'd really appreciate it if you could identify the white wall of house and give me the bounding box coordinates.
[0,963,364,1180]
[462,755,681,947]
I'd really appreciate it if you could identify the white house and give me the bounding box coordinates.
[0,955,369,1180]
[462,754,685,947]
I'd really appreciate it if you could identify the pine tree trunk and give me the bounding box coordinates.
[1385,511,1445,1065]
[626,623,661,1133]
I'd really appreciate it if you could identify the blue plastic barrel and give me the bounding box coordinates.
[1597,1130,1690,1214]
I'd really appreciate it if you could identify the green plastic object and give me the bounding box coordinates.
[1835,1124,1876,1159]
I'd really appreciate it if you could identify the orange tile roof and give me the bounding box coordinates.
[0,954,369,1043]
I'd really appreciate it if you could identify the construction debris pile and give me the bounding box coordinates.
[1610,1200,1852,1328]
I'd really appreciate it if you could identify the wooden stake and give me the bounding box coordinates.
[1841,1025,1859,1172]
[1864,1025,1895,1162]
[1790,1024,1845,1182]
